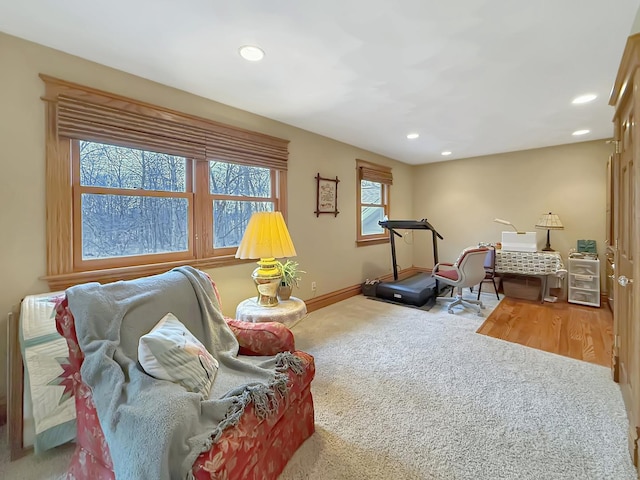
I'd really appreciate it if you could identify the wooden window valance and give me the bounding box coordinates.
[41,74,289,289]
[357,160,393,185]
[42,75,289,170]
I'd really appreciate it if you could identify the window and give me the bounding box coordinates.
[208,161,277,252]
[356,159,392,246]
[42,75,288,289]
[75,141,192,268]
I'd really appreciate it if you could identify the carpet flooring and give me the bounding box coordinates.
[1,293,636,479]
[0,423,71,479]
[279,294,636,480]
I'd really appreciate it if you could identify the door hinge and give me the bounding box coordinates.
[607,139,622,154]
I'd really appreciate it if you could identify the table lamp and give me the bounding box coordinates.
[235,211,297,307]
[535,212,564,251]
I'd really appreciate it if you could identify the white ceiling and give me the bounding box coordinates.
[1,1,639,165]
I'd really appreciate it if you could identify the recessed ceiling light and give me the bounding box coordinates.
[441,151,452,156]
[572,129,590,136]
[406,133,419,139]
[239,45,265,62]
[572,94,597,104]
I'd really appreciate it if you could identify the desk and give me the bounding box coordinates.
[495,250,566,302]
[235,296,307,328]
[495,250,564,275]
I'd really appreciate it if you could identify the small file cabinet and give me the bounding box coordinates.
[568,256,600,307]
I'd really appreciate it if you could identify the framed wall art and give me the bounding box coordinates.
[314,173,340,217]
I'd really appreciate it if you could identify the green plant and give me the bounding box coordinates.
[277,260,305,288]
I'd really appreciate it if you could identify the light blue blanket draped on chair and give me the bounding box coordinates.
[67,266,301,480]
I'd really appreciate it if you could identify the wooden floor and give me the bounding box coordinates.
[477,297,613,367]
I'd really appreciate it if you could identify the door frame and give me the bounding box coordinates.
[609,32,640,469]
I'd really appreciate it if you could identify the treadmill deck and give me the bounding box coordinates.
[375,272,437,307]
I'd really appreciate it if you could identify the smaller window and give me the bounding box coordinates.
[356,159,392,246]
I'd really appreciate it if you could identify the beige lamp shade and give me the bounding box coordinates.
[235,211,297,259]
[535,212,564,251]
[535,212,564,230]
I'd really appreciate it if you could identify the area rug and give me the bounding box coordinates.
[281,293,636,480]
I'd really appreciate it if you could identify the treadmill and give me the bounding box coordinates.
[373,219,444,307]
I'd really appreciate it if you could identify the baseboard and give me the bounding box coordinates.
[305,284,362,313]
[304,267,424,313]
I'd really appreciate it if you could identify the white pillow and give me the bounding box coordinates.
[138,313,218,399]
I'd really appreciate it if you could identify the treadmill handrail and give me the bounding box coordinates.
[378,218,444,280]
[378,219,443,240]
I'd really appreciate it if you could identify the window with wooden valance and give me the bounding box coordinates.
[356,159,393,246]
[41,75,290,289]
[358,164,393,185]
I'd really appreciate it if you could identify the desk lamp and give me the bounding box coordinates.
[535,212,564,251]
[493,218,524,234]
[235,211,297,307]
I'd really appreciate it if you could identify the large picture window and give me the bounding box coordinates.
[356,159,392,246]
[42,75,288,289]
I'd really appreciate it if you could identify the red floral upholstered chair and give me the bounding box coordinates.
[54,273,315,480]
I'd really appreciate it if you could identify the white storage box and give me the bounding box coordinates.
[501,231,537,252]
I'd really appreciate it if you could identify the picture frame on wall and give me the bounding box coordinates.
[315,173,340,217]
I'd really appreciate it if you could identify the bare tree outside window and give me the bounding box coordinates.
[210,161,275,248]
[76,142,279,262]
[79,141,188,259]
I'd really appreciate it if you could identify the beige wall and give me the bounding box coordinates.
[411,141,612,286]
[0,32,414,403]
[632,7,640,35]
[0,32,615,409]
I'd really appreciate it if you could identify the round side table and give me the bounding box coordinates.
[235,296,307,328]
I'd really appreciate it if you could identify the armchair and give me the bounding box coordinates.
[432,246,489,315]
[54,268,315,480]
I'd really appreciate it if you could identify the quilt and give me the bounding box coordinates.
[19,291,76,453]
